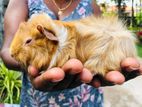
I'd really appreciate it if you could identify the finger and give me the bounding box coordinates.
[79,68,93,83]
[28,66,39,78]
[121,58,140,80]
[63,68,93,89]
[32,67,65,90]
[43,68,65,82]
[52,59,83,90]
[140,64,142,74]
[90,71,125,88]
[62,58,83,74]
[89,74,107,88]
[105,71,125,85]
[58,68,92,89]
[121,58,140,72]
[138,60,142,74]
[89,78,101,88]
[53,74,81,90]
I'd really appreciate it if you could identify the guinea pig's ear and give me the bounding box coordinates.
[37,25,58,42]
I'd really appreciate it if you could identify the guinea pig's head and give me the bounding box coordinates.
[10,19,59,70]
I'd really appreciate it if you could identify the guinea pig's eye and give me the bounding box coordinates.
[25,38,32,45]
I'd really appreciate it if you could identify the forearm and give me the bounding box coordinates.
[0,0,28,71]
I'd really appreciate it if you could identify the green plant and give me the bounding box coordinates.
[0,61,22,104]
[135,11,142,27]
[102,11,118,17]
[136,43,142,58]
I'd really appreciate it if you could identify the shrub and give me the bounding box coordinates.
[0,61,22,104]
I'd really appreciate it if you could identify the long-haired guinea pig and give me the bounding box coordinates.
[10,13,137,76]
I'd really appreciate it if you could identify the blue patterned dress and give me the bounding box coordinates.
[20,0,104,106]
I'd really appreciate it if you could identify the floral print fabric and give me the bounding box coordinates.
[28,0,94,21]
[20,0,104,106]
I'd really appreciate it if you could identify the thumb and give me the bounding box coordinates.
[28,65,39,78]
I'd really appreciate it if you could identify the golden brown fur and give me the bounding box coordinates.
[10,13,137,75]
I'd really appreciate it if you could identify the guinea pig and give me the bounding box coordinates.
[10,13,137,76]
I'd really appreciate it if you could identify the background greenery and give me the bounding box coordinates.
[0,59,21,104]
[136,43,142,57]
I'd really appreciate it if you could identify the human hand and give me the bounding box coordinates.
[90,57,142,88]
[28,58,142,91]
[28,59,91,91]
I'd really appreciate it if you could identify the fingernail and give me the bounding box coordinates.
[126,67,139,72]
[28,66,31,73]
[70,71,81,75]
[39,71,44,74]
[81,80,89,83]
[52,78,63,82]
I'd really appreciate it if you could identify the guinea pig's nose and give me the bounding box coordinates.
[10,47,16,58]
[10,51,15,58]
[11,53,14,58]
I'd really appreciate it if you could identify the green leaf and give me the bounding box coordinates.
[0,61,22,104]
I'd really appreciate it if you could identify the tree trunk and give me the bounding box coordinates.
[117,0,122,16]
[131,0,135,27]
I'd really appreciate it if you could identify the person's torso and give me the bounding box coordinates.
[28,0,94,21]
[20,0,103,106]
